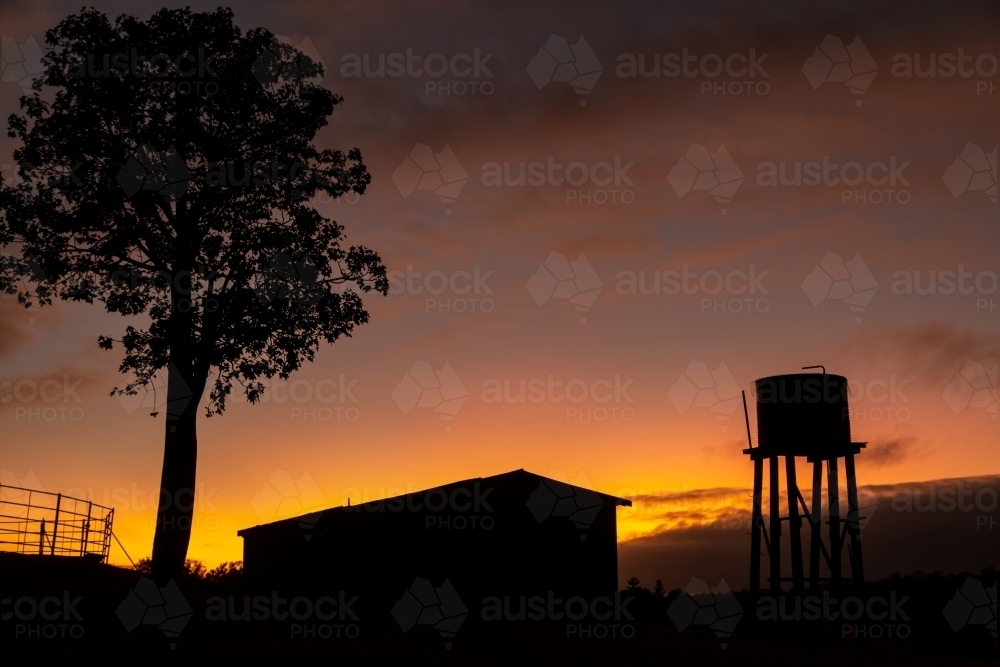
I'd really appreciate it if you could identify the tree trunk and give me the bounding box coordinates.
[150,360,204,584]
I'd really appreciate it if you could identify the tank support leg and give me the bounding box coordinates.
[750,457,764,595]
[809,459,823,594]
[845,453,865,593]
[827,457,842,594]
[769,456,782,595]
[785,456,804,595]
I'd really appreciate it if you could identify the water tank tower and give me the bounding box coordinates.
[744,367,866,596]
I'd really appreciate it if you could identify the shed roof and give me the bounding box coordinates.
[238,468,631,537]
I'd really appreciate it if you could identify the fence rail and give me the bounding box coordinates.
[0,484,113,563]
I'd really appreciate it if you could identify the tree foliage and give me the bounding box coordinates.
[0,7,387,414]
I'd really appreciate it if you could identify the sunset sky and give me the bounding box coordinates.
[0,0,996,589]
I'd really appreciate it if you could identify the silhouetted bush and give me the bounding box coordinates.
[132,557,242,585]
[620,576,679,622]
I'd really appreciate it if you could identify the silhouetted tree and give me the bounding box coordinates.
[182,559,208,580]
[205,560,243,585]
[135,557,238,584]
[620,577,676,622]
[133,557,153,576]
[0,8,386,583]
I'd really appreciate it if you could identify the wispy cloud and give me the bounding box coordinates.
[865,435,928,467]
[834,321,1000,386]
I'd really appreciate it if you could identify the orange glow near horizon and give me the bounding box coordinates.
[14,391,985,571]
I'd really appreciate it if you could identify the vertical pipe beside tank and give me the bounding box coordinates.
[769,456,781,594]
[785,457,804,595]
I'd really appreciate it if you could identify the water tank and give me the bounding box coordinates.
[753,373,851,456]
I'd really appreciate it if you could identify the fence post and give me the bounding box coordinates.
[81,501,94,556]
[105,508,114,563]
[39,519,46,555]
[51,493,62,556]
